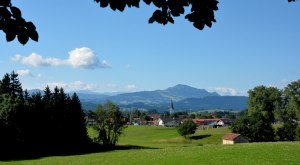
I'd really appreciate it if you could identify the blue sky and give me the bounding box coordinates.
[1,0,300,95]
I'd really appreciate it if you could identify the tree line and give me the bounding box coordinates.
[0,71,88,148]
[231,81,300,142]
[0,71,127,154]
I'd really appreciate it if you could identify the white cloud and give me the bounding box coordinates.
[125,84,137,92]
[266,79,295,89]
[44,81,137,93]
[47,82,67,89]
[68,81,97,91]
[106,83,119,89]
[46,81,97,91]
[16,69,42,78]
[16,69,33,77]
[67,47,110,69]
[278,79,292,89]
[208,87,239,96]
[105,84,138,92]
[12,53,65,67]
[12,47,110,69]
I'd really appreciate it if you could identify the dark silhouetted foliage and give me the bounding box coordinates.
[94,0,296,30]
[95,0,218,30]
[0,0,38,44]
[0,71,89,151]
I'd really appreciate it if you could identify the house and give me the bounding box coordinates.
[158,117,181,127]
[148,114,161,119]
[132,117,141,125]
[147,120,159,126]
[192,118,233,128]
[215,119,224,127]
[192,118,219,126]
[158,118,164,126]
[214,118,233,128]
[222,133,249,144]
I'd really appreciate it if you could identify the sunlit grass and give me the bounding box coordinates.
[2,126,299,165]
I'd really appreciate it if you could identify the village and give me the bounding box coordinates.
[85,101,248,145]
[86,101,235,128]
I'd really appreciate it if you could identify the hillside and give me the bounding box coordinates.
[107,84,219,104]
[176,96,248,111]
[29,85,248,111]
[80,84,247,111]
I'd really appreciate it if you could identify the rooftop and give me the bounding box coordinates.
[223,133,241,140]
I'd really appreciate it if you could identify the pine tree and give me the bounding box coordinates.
[43,86,52,105]
[0,73,11,95]
[0,94,22,146]
[9,71,23,100]
[68,92,88,144]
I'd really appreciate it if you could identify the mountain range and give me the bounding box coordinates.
[29,84,247,112]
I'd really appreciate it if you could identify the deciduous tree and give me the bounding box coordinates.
[94,101,126,146]
[177,119,197,139]
[276,80,300,141]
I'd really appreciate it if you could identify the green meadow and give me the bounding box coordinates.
[1,126,300,165]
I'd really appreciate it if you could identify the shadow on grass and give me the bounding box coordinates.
[0,143,158,161]
[189,134,211,140]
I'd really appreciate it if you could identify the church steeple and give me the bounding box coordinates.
[170,99,174,114]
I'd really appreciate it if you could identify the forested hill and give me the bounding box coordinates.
[175,96,248,111]
[106,84,220,104]
[29,84,247,111]
[74,85,247,111]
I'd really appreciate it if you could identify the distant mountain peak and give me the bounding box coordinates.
[170,84,195,88]
[165,84,220,98]
[27,89,43,95]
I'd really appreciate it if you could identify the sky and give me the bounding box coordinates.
[1,0,300,96]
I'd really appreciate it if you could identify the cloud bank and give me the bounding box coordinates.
[45,81,137,93]
[208,87,239,96]
[16,69,42,78]
[12,47,110,69]
[47,81,97,91]
[16,69,33,77]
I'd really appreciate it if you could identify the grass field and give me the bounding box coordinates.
[118,126,230,148]
[1,126,300,165]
